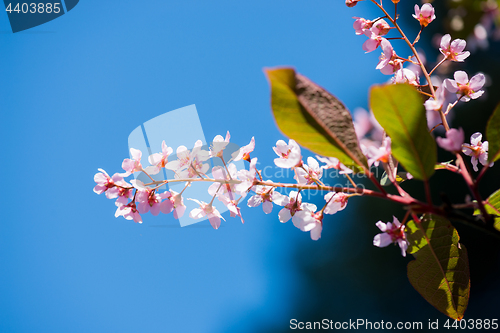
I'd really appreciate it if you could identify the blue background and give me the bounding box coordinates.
[0,1,465,332]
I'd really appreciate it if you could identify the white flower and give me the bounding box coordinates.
[436,128,464,152]
[292,210,323,241]
[443,71,485,102]
[273,139,302,168]
[247,183,286,214]
[294,157,323,185]
[147,141,173,175]
[373,216,408,257]
[276,191,317,223]
[315,155,353,174]
[231,137,255,162]
[462,132,493,172]
[188,199,225,230]
[323,192,348,215]
[211,131,231,158]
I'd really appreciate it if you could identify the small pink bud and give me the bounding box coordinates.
[436,128,465,152]
[412,3,436,27]
[345,0,360,7]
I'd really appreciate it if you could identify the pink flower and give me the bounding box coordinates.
[166,145,191,171]
[211,131,231,158]
[231,137,255,162]
[353,108,372,139]
[292,210,323,241]
[376,39,402,75]
[462,132,493,172]
[436,128,465,153]
[365,137,392,167]
[276,191,317,223]
[370,19,391,36]
[353,17,372,35]
[362,32,384,53]
[424,85,447,112]
[294,157,323,185]
[93,168,124,199]
[183,158,209,178]
[235,157,258,193]
[315,155,353,174]
[136,190,173,216]
[114,184,134,207]
[122,148,143,175]
[247,184,286,214]
[323,192,348,215]
[426,107,442,131]
[169,190,186,219]
[219,195,244,223]
[345,0,361,7]
[467,23,489,52]
[373,216,408,257]
[444,71,485,102]
[352,108,383,143]
[439,34,470,62]
[107,178,135,207]
[188,199,225,229]
[167,140,210,178]
[392,68,419,86]
[208,164,241,200]
[147,141,173,175]
[166,140,210,174]
[115,202,142,223]
[273,139,302,168]
[412,3,436,27]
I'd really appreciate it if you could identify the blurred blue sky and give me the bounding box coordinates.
[0,1,402,332]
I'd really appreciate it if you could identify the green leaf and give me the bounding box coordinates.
[265,67,367,173]
[486,102,500,163]
[370,84,437,180]
[406,214,470,320]
[473,189,500,231]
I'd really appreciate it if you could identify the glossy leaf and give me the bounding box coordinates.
[265,67,367,173]
[473,189,500,231]
[486,102,500,163]
[370,84,436,180]
[406,214,470,320]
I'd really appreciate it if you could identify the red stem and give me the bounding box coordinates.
[456,154,490,222]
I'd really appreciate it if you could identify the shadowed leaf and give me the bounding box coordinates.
[370,84,436,180]
[265,67,367,173]
[406,214,470,320]
[486,103,500,163]
[473,189,500,231]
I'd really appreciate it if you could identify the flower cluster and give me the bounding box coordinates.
[351,2,485,111]
[94,132,359,241]
[434,126,494,173]
[349,1,489,175]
